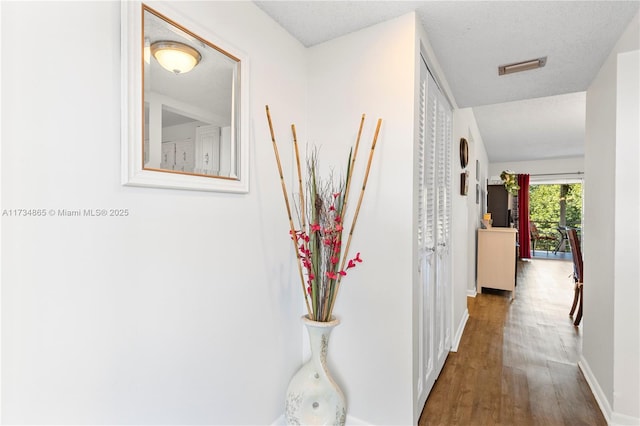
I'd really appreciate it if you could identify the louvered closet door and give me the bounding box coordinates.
[434,83,452,375]
[416,55,452,409]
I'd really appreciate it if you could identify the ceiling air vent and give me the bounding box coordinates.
[498,57,547,75]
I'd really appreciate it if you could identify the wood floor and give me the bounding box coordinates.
[419,258,605,426]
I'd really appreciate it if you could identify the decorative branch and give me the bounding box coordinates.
[341,114,366,215]
[291,124,306,232]
[265,105,312,317]
[329,118,382,317]
[266,106,381,322]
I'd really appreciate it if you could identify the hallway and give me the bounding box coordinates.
[419,258,605,425]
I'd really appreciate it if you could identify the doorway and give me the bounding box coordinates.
[529,182,583,258]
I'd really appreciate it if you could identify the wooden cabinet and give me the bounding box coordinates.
[477,228,517,298]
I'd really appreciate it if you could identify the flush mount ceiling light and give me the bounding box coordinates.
[150,41,201,74]
[144,38,151,64]
[498,57,547,76]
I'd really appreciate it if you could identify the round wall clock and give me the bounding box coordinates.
[459,138,469,168]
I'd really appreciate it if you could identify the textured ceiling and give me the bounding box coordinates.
[473,92,586,163]
[414,1,639,108]
[254,1,639,162]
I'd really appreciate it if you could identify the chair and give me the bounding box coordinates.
[554,226,570,254]
[530,222,557,254]
[567,228,583,326]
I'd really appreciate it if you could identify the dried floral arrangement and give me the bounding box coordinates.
[266,106,381,322]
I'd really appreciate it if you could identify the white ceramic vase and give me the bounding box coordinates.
[285,315,346,426]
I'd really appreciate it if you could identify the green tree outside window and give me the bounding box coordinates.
[529,183,582,251]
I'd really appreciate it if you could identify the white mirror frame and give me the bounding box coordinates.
[121,1,250,193]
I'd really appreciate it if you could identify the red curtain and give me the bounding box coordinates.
[518,174,531,258]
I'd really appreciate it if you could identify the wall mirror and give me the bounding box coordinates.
[122,1,249,192]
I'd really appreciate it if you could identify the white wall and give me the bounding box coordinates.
[1,1,308,424]
[613,48,640,424]
[305,13,418,425]
[302,12,476,424]
[583,10,640,425]
[454,109,490,299]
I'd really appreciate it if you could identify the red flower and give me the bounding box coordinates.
[311,223,321,232]
[326,271,337,280]
[330,256,339,265]
[346,253,363,269]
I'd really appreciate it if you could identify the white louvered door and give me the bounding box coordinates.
[434,80,452,375]
[416,54,452,410]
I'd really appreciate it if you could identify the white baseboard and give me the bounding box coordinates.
[611,412,640,426]
[272,414,372,425]
[345,414,372,425]
[451,308,469,352]
[466,288,477,298]
[578,356,612,422]
[579,356,640,425]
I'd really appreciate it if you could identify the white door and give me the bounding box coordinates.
[416,55,452,410]
[434,84,452,375]
[195,125,221,175]
[161,141,175,170]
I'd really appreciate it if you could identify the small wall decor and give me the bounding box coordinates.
[461,171,469,196]
[459,138,469,168]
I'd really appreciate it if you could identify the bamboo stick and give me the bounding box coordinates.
[265,105,312,317]
[341,114,366,213]
[325,114,365,321]
[292,124,316,319]
[329,118,382,317]
[291,125,306,232]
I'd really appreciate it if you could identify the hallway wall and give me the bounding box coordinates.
[1,1,308,423]
[305,12,421,425]
[583,10,640,424]
[453,109,490,300]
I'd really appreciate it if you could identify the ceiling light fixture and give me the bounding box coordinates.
[144,38,151,64]
[498,57,547,76]
[150,41,201,74]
